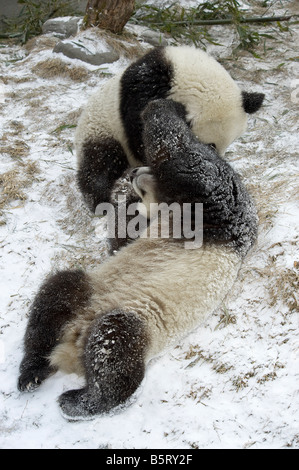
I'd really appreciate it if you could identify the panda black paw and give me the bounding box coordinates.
[142,99,186,122]
[18,366,50,392]
[18,356,53,392]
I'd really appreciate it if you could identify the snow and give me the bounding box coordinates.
[0,1,298,449]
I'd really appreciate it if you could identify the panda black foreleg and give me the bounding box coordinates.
[18,270,91,392]
[58,309,148,420]
[77,137,129,212]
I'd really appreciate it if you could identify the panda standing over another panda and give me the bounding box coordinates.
[18,99,259,420]
[74,45,264,211]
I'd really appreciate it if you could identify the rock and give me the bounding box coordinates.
[42,17,82,38]
[125,24,168,47]
[53,41,120,66]
[139,29,168,47]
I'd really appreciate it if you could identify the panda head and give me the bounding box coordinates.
[186,90,265,156]
[164,46,265,156]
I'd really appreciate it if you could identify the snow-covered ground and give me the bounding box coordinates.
[0,1,298,449]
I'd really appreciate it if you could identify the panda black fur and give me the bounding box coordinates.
[18,99,258,420]
[75,45,264,211]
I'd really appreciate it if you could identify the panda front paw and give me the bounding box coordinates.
[18,358,53,392]
[142,98,186,123]
[18,367,48,392]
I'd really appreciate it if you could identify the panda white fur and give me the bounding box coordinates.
[18,99,258,420]
[75,45,264,211]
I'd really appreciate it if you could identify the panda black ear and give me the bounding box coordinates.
[242,91,265,114]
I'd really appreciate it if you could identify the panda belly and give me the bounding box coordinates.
[129,242,242,360]
[49,239,241,374]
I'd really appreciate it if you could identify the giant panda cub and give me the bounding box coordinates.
[75,45,264,211]
[18,99,258,420]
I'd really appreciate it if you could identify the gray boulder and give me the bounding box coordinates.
[42,17,82,38]
[139,29,168,47]
[53,41,120,66]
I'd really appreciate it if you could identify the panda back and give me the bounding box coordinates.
[74,73,137,166]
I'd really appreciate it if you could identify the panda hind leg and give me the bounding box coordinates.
[58,309,148,420]
[18,270,92,392]
[77,137,129,212]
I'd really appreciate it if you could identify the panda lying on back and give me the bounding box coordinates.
[75,45,264,211]
[18,99,258,420]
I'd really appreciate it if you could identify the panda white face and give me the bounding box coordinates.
[131,167,158,219]
[164,46,255,156]
[190,114,248,156]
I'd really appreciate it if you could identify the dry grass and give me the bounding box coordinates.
[232,372,255,391]
[32,58,89,82]
[0,139,30,160]
[0,75,33,85]
[183,345,213,369]
[0,160,40,210]
[8,120,25,134]
[214,305,236,330]
[187,384,211,404]
[236,165,299,232]
[269,266,299,313]
[0,169,27,206]
[24,36,59,53]
[250,241,299,314]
